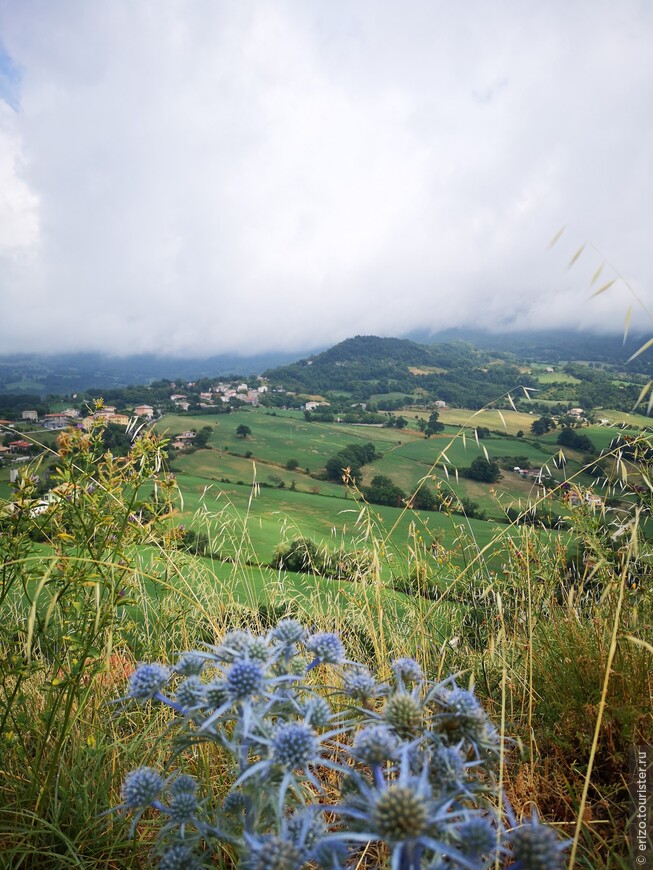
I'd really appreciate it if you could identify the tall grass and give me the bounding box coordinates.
[0,411,651,866]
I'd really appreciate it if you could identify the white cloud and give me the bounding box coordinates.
[0,0,651,355]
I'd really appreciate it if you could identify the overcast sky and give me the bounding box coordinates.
[0,1,652,357]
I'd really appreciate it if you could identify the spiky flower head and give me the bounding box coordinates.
[223,790,247,816]
[287,810,327,849]
[175,676,205,709]
[428,743,466,795]
[227,659,265,699]
[436,686,490,744]
[306,632,345,665]
[168,789,198,823]
[243,833,304,869]
[205,679,230,708]
[271,618,306,646]
[121,767,164,809]
[392,657,423,685]
[456,815,497,860]
[343,667,379,702]
[127,663,170,701]
[371,785,429,842]
[158,844,204,870]
[272,723,317,770]
[246,636,271,663]
[383,693,423,739]
[351,725,399,766]
[174,652,205,676]
[215,630,252,663]
[302,696,332,729]
[511,813,567,869]
[171,775,197,796]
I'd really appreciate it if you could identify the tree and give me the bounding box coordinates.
[464,456,501,483]
[424,411,444,438]
[236,424,252,439]
[364,475,406,507]
[530,416,555,436]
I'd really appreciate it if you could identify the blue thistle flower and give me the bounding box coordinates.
[242,833,304,869]
[121,767,164,809]
[392,657,423,685]
[157,844,204,870]
[174,652,205,676]
[383,692,423,738]
[227,659,265,699]
[342,667,380,703]
[171,774,197,796]
[222,790,247,816]
[371,784,430,842]
[247,636,271,663]
[175,676,205,709]
[270,618,305,646]
[456,815,497,860]
[272,723,317,770]
[351,725,399,767]
[428,743,467,796]
[511,812,568,869]
[302,696,332,729]
[127,663,170,702]
[306,632,345,666]
[205,679,230,708]
[168,789,198,824]
[215,630,252,663]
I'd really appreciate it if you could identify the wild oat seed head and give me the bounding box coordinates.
[306,632,345,665]
[351,725,399,766]
[127,663,170,701]
[121,767,164,809]
[272,723,317,769]
[227,659,265,699]
[372,785,429,842]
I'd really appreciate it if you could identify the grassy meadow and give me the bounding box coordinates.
[0,406,651,867]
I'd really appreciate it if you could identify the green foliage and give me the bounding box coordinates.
[324,441,380,484]
[236,423,252,438]
[530,416,556,436]
[556,425,596,453]
[364,474,407,507]
[460,455,501,483]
